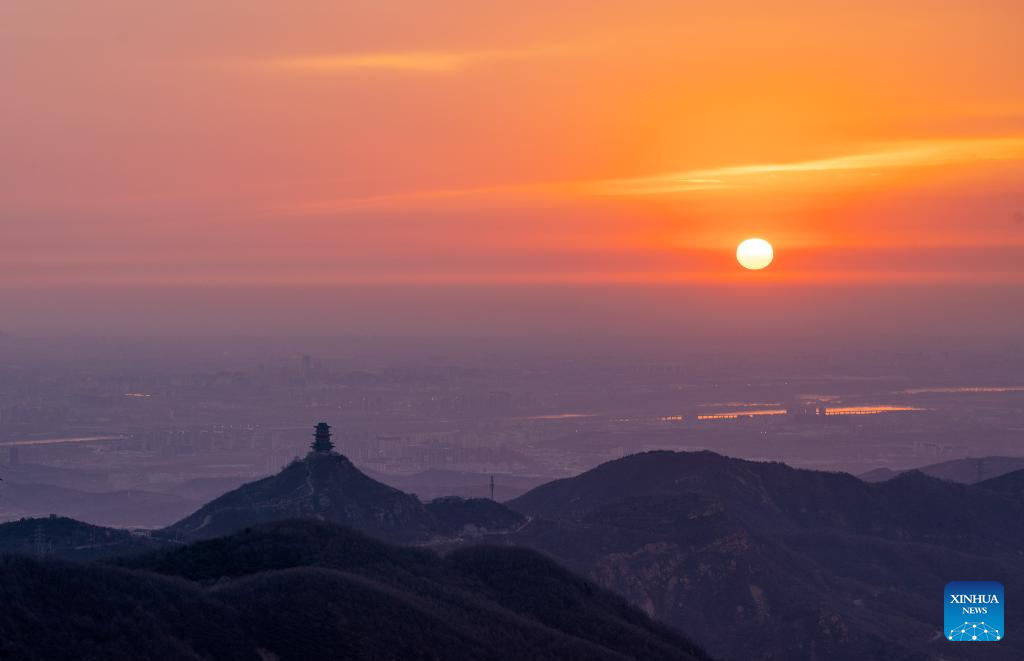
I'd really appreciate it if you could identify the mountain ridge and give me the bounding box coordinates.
[507,450,1024,661]
[859,455,1024,484]
[0,519,712,661]
[167,451,523,543]
[4,448,1021,660]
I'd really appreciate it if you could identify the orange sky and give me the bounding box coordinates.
[1,1,1023,337]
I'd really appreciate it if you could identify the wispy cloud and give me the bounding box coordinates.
[269,182,563,219]
[238,44,585,74]
[261,136,1024,219]
[598,137,1024,195]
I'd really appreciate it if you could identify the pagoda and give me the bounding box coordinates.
[311,422,335,453]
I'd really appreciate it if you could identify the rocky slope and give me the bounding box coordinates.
[508,451,1024,661]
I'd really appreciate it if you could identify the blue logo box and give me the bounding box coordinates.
[945,581,1004,641]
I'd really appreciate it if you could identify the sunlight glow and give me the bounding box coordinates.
[737,238,774,270]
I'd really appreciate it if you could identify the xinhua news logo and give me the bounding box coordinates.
[945,581,1004,642]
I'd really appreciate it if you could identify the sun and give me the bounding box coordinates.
[736,238,774,270]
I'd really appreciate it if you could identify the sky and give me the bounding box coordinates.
[1,1,1023,344]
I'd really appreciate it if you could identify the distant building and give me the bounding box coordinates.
[311,422,334,453]
[788,399,828,418]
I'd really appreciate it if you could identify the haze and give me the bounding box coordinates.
[2,0,1023,345]
[5,7,1024,659]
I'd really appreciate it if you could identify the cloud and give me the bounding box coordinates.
[239,44,584,74]
[266,182,559,219]
[261,136,1024,219]
[598,137,1024,195]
